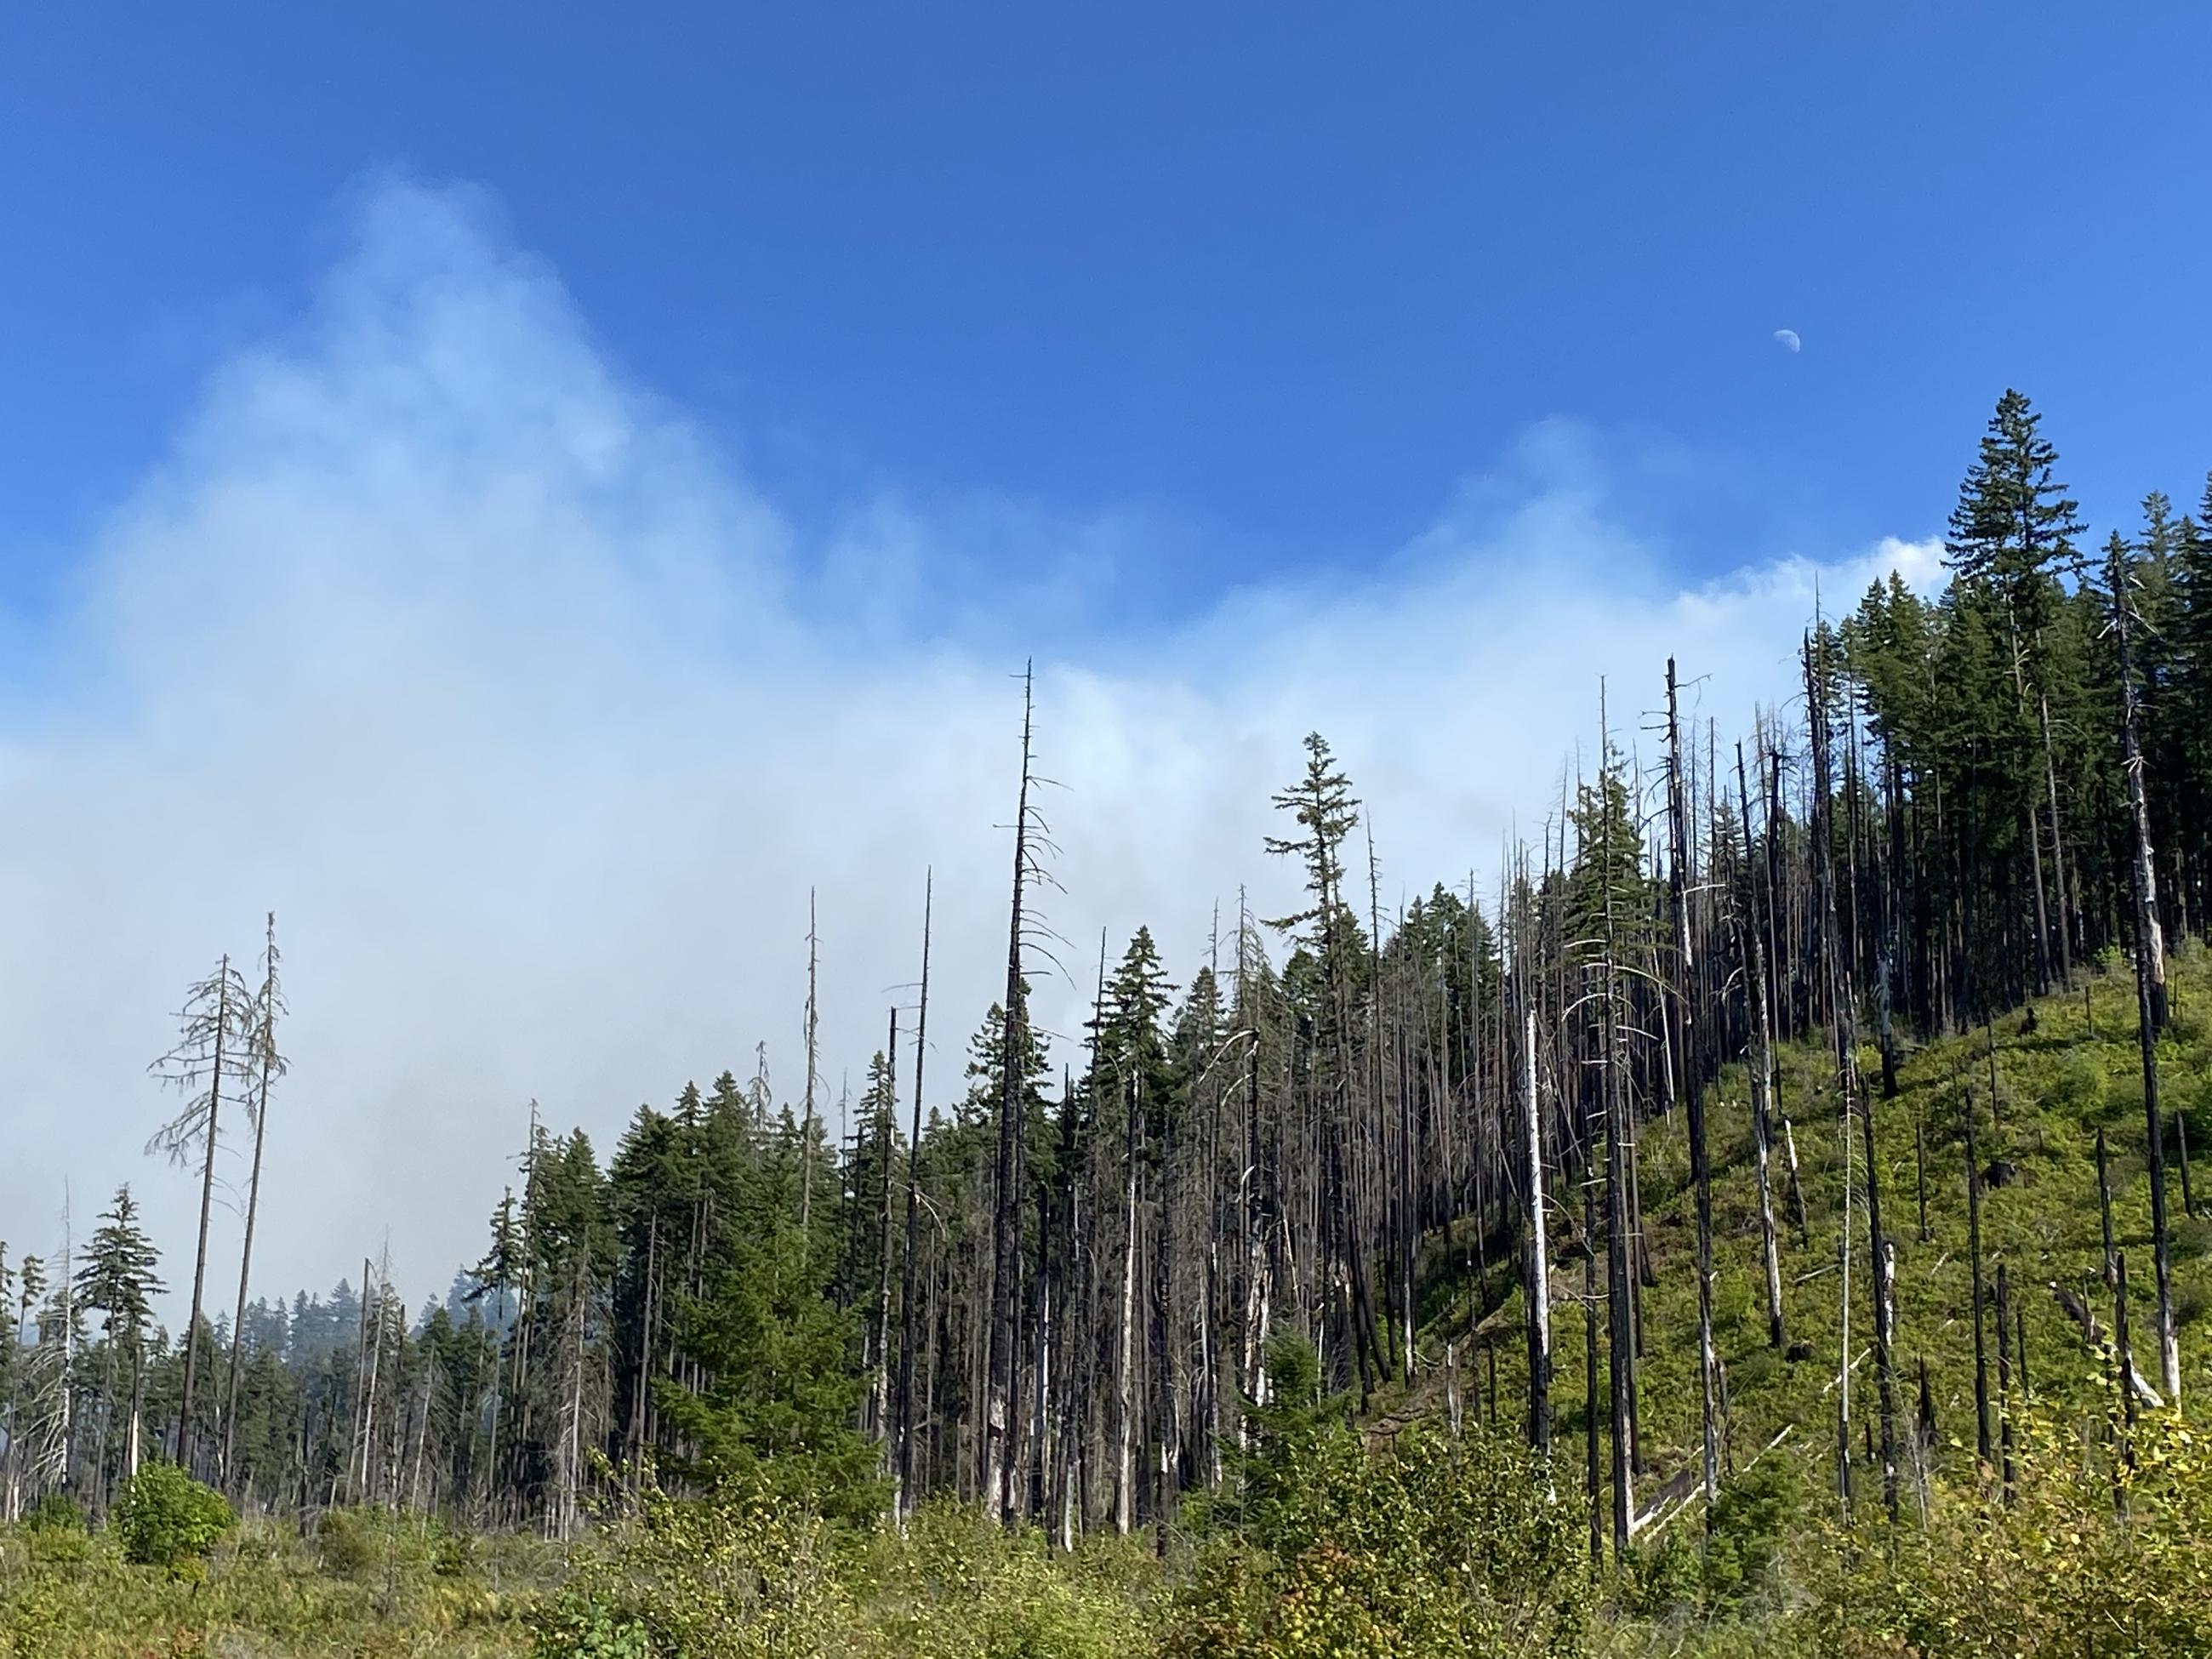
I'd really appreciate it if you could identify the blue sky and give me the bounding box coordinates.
[7,5,2210,631]
[2,7,2208,1297]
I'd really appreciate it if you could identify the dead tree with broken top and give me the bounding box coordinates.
[147,951,254,1474]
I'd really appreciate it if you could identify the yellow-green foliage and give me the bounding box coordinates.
[106,1464,234,1576]
[1754,1387,2212,1657]
[533,1483,1157,1659]
[0,1514,546,1658]
[10,1395,2212,1659]
[535,1481,857,1659]
[858,1504,1159,1658]
[1163,1420,1585,1659]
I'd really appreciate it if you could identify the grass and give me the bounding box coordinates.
[0,1509,556,1658]
[1405,940,2212,1518]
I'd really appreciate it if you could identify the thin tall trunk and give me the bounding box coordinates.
[1115,1075,1139,1536]
[801,890,820,1234]
[224,915,282,1488]
[1737,744,1787,1348]
[1782,1116,1811,1248]
[2038,693,2074,983]
[1583,1160,1601,1576]
[1599,692,1633,1556]
[895,873,932,1515]
[1965,1097,1992,1466]
[1667,660,1717,1503]
[871,1007,900,1464]
[984,664,1037,1519]
[1995,1261,2015,1503]
[1522,1010,1551,1456]
[177,958,236,1470]
[2095,1127,2117,1287]
[2110,539,2180,1399]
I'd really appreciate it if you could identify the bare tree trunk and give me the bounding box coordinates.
[1782,1117,1811,1248]
[2038,693,2074,984]
[984,664,1037,1519]
[1522,1010,1551,1456]
[178,959,234,1471]
[1810,636,1899,1521]
[2097,1126,2117,1288]
[1603,894,1633,1548]
[224,915,283,1489]
[1115,1073,1138,1536]
[894,874,932,1517]
[871,1007,900,1470]
[1667,660,1718,1504]
[1995,1262,2015,1504]
[1737,744,1787,1348]
[2109,545,2180,1399]
[1966,1098,1992,1467]
[1583,1161,1601,1577]
[801,890,820,1234]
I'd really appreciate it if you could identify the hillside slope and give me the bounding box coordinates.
[1403,946,2212,1519]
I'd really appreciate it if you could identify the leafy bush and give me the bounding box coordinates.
[2052,1047,2109,1117]
[1778,1396,2212,1656]
[16,1491,95,1567]
[2174,1276,2209,1327]
[433,1515,478,1577]
[20,1492,86,1535]
[107,1463,236,1574]
[316,1507,378,1579]
[531,1595,653,1659]
[1168,1338,1583,1659]
[864,1502,1158,1658]
[530,1477,859,1659]
[2165,1000,2209,1048]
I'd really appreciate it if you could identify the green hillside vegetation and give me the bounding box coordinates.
[1406,942,2212,1530]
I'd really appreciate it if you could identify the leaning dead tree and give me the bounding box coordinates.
[222,913,288,1483]
[147,951,254,1472]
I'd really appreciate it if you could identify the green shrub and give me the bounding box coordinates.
[432,1515,478,1577]
[18,1491,95,1566]
[866,1502,1158,1658]
[528,1478,860,1659]
[107,1463,236,1574]
[1699,1455,1800,1611]
[316,1507,378,1578]
[2166,1001,2209,1048]
[2174,1212,2212,1265]
[2052,1047,2109,1118]
[531,1594,653,1659]
[2175,1277,2209,1328]
[20,1491,86,1535]
[1168,1342,1583,1659]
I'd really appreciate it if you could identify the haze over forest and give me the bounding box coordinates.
[0,182,1945,1313]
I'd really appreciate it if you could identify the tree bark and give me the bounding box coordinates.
[1522,1010,1552,1457]
[984,664,1037,1518]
